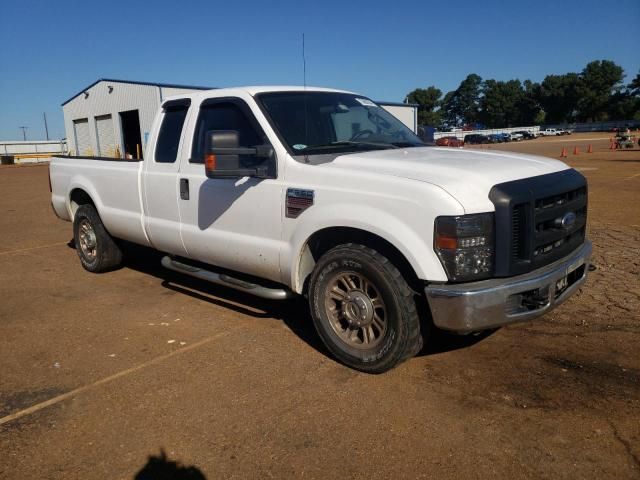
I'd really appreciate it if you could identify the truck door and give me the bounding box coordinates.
[176,97,282,282]
[141,99,190,256]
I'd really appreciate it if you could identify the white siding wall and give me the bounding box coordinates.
[63,81,206,156]
[379,104,418,133]
[62,82,415,155]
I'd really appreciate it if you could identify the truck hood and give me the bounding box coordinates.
[327,146,570,213]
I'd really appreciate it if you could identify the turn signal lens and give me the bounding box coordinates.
[205,154,217,170]
[435,236,458,249]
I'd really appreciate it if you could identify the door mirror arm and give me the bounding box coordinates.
[204,130,275,179]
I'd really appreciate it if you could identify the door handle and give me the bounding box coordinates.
[179,178,189,200]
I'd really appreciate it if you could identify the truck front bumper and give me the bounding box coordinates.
[424,240,592,333]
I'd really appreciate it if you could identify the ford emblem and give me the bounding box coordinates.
[560,212,576,229]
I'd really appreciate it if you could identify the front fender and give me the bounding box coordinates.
[283,203,450,293]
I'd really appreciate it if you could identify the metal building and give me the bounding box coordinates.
[62,79,418,158]
[376,102,418,134]
[62,79,210,158]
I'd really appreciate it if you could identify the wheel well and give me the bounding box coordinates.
[297,227,421,294]
[69,189,95,218]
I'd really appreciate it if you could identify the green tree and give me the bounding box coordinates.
[608,70,640,120]
[406,86,442,126]
[516,80,543,125]
[576,60,625,121]
[441,74,482,126]
[538,73,581,124]
[479,79,525,128]
[629,71,640,95]
[440,90,458,126]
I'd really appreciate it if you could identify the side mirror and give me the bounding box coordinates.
[204,130,274,179]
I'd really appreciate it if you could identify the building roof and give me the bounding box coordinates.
[61,79,418,110]
[161,85,418,110]
[61,78,215,106]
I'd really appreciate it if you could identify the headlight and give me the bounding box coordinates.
[434,213,494,282]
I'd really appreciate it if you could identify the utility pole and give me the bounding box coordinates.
[43,113,49,140]
[18,126,28,141]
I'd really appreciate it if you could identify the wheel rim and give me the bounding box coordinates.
[78,219,97,260]
[324,271,387,349]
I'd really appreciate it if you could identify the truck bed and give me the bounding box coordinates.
[50,156,150,246]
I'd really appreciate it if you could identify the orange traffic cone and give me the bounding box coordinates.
[587,144,593,153]
[560,147,568,158]
[573,146,579,155]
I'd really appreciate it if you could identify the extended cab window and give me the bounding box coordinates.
[191,101,262,163]
[155,101,189,163]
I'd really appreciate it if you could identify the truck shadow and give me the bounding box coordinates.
[134,449,206,479]
[69,241,496,362]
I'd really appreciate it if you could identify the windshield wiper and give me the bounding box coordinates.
[391,141,424,148]
[300,141,400,153]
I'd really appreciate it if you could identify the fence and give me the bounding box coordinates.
[1,140,68,156]
[433,126,541,141]
[544,120,640,133]
[431,119,640,141]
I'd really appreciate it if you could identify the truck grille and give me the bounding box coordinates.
[490,169,587,277]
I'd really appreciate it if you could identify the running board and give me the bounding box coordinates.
[161,256,294,300]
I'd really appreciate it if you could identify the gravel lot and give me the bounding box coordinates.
[1,133,638,479]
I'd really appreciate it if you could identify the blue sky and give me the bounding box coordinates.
[1,0,638,141]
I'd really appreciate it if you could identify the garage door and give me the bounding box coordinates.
[73,118,91,156]
[95,114,117,157]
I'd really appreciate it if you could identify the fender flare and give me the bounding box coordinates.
[66,175,104,221]
[283,203,448,293]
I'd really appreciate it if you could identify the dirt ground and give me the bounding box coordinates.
[0,133,638,479]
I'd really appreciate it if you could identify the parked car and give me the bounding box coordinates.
[508,132,524,142]
[487,134,504,143]
[539,128,561,136]
[514,130,536,140]
[435,136,464,147]
[50,86,592,373]
[464,134,490,144]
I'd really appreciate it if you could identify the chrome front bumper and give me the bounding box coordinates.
[425,241,592,333]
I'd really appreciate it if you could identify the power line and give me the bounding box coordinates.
[18,126,28,141]
[43,113,49,140]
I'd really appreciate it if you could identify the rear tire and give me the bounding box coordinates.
[73,204,122,273]
[308,243,423,373]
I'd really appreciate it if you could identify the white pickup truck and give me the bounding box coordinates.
[50,86,591,372]
[539,128,561,136]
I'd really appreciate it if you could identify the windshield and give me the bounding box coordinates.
[257,91,424,154]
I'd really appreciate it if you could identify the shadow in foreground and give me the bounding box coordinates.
[116,241,329,358]
[72,240,496,362]
[134,450,206,480]
[418,328,498,357]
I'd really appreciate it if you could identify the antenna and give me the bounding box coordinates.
[302,33,309,162]
[302,33,307,88]
[18,126,28,141]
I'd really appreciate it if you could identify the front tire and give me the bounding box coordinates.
[308,244,423,373]
[73,204,123,273]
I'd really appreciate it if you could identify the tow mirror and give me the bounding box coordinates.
[204,130,274,179]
